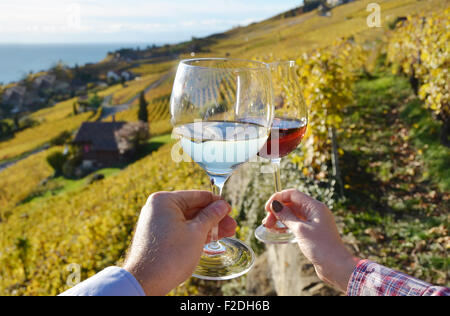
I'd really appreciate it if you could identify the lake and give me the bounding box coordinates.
[0,43,156,84]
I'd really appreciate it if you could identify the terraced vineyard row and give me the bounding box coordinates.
[0,111,92,162]
[106,73,174,135]
[0,144,209,296]
[111,74,161,105]
[0,147,61,220]
[387,9,449,139]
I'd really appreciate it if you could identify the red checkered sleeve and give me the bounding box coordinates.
[347,259,450,296]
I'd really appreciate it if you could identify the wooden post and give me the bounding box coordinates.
[329,126,344,198]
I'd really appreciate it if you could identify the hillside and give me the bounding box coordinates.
[0,0,448,296]
[3,0,446,165]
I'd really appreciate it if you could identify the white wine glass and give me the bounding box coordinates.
[170,58,274,280]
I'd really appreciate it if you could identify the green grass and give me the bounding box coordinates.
[336,70,449,285]
[400,99,450,192]
[149,133,173,144]
[20,168,122,206]
[135,133,174,160]
[355,62,450,192]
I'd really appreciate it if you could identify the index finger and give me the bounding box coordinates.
[265,189,312,220]
[265,189,313,207]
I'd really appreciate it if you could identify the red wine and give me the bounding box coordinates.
[258,118,307,159]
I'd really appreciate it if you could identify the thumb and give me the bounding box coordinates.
[193,200,230,232]
[270,200,303,232]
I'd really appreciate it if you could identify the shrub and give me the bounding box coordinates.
[62,146,83,178]
[46,151,67,176]
[49,130,72,146]
[88,93,103,109]
[20,117,40,130]
[138,91,148,123]
[0,119,14,139]
[87,173,105,185]
[116,122,150,153]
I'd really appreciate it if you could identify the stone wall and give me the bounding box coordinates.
[245,244,340,296]
[227,165,341,296]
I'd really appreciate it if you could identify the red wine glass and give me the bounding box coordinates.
[255,61,308,244]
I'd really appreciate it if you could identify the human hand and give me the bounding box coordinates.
[263,189,359,293]
[123,190,236,296]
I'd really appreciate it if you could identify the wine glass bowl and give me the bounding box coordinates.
[170,58,274,280]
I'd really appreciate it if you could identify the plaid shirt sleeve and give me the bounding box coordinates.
[347,259,450,296]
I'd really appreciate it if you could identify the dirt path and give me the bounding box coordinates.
[0,144,49,173]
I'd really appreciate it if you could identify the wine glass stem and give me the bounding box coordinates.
[210,181,222,247]
[271,158,287,230]
[204,174,229,254]
[271,158,282,193]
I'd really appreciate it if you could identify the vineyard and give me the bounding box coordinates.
[105,73,174,135]
[0,144,209,295]
[0,147,61,220]
[29,97,79,122]
[0,0,448,296]
[109,74,162,105]
[387,9,450,146]
[0,111,92,162]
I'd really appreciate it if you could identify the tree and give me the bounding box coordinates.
[115,122,150,154]
[46,151,67,176]
[15,237,31,281]
[0,119,13,139]
[303,0,323,12]
[13,115,20,130]
[88,93,103,109]
[50,130,72,146]
[138,91,149,123]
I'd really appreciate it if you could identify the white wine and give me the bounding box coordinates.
[173,121,269,176]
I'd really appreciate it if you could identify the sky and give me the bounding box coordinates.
[0,0,303,44]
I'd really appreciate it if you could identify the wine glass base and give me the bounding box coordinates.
[254,225,297,244]
[192,237,255,281]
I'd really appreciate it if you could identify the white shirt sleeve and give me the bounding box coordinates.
[59,267,146,296]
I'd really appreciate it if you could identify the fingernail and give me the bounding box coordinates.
[271,200,284,213]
